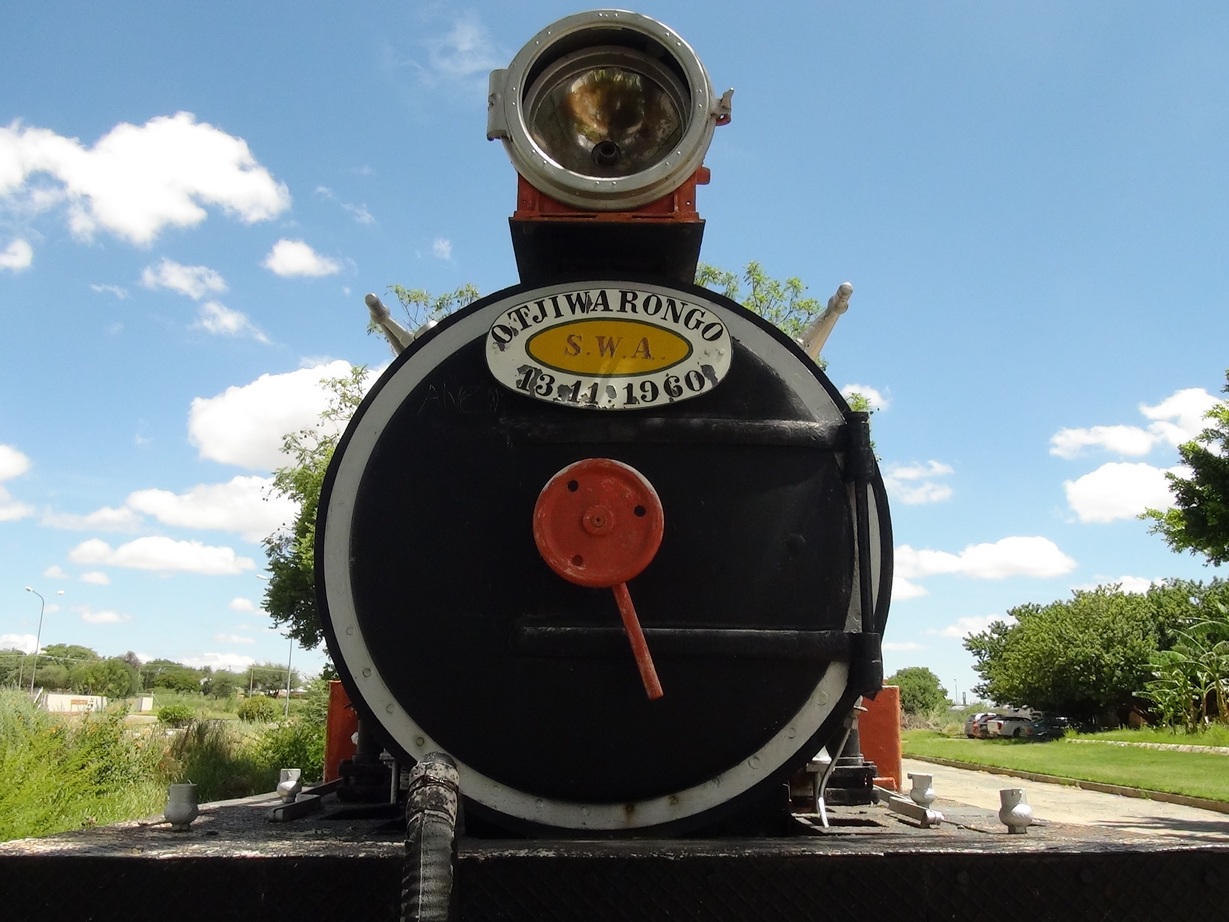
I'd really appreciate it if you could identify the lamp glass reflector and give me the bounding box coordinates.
[526,50,687,179]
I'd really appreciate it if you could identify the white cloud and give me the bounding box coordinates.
[1049,425,1155,459]
[0,487,34,522]
[1063,461,1177,523]
[80,608,131,625]
[1072,575,1158,594]
[0,447,35,525]
[896,536,1076,581]
[0,238,33,271]
[80,571,111,585]
[42,565,67,579]
[344,202,375,225]
[194,301,269,343]
[141,257,226,299]
[0,444,31,480]
[262,238,341,277]
[890,575,928,600]
[883,461,953,505]
[840,384,889,411]
[424,11,501,84]
[1053,385,1219,523]
[42,505,142,531]
[432,237,453,260]
[91,283,128,299]
[68,536,254,575]
[1,633,37,654]
[1140,388,1220,448]
[316,186,375,225]
[0,113,290,245]
[181,652,256,671]
[215,633,256,644]
[931,613,1016,639]
[1114,575,1158,594]
[1050,387,1218,459]
[126,475,296,543]
[188,360,369,470]
[229,597,260,613]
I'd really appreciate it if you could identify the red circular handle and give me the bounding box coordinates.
[533,458,665,699]
[533,458,664,588]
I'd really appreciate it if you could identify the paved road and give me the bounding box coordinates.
[903,757,1229,844]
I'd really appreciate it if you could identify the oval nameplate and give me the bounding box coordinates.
[486,283,733,410]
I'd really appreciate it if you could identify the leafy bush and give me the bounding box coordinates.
[237,696,279,722]
[0,690,165,841]
[255,718,325,782]
[150,689,243,721]
[1140,599,1229,730]
[157,704,196,728]
[0,681,333,842]
[162,720,273,802]
[886,666,949,715]
[297,678,331,725]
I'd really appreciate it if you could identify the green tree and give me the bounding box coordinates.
[1140,589,1229,728]
[885,666,949,715]
[0,649,26,686]
[31,644,98,691]
[121,651,144,687]
[142,659,205,694]
[30,663,70,692]
[695,262,822,345]
[202,670,241,699]
[384,283,482,337]
[1145,369,1229,565]
[41,643,99,664]
[697,262,876,425]
[69,657,140,698]
[965,584,1196,724]
[262,284,481,649]
[262,365,369,649]
[244,662,301,697]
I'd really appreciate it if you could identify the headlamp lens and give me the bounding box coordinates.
[526,52,687,178]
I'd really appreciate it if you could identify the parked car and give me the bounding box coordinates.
[969,713,998,738]
[964,712,994,738]
[1030,715,1070,740]
[986,714,1035,738]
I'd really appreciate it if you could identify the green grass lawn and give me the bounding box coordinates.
[902,730,1229,804]
[1079,725,1229,748]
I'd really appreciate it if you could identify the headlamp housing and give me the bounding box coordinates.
[488,10,729,213]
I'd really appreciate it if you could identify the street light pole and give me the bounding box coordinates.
[284,637,294,718]
[25,586,63,695]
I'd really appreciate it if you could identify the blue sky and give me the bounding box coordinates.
[2,2,1227,698]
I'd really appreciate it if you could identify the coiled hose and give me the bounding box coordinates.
[401,752,461,922]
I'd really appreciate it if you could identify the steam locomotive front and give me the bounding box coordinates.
[315,11,892,836]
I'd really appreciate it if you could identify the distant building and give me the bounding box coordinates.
[42,693,107,713]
